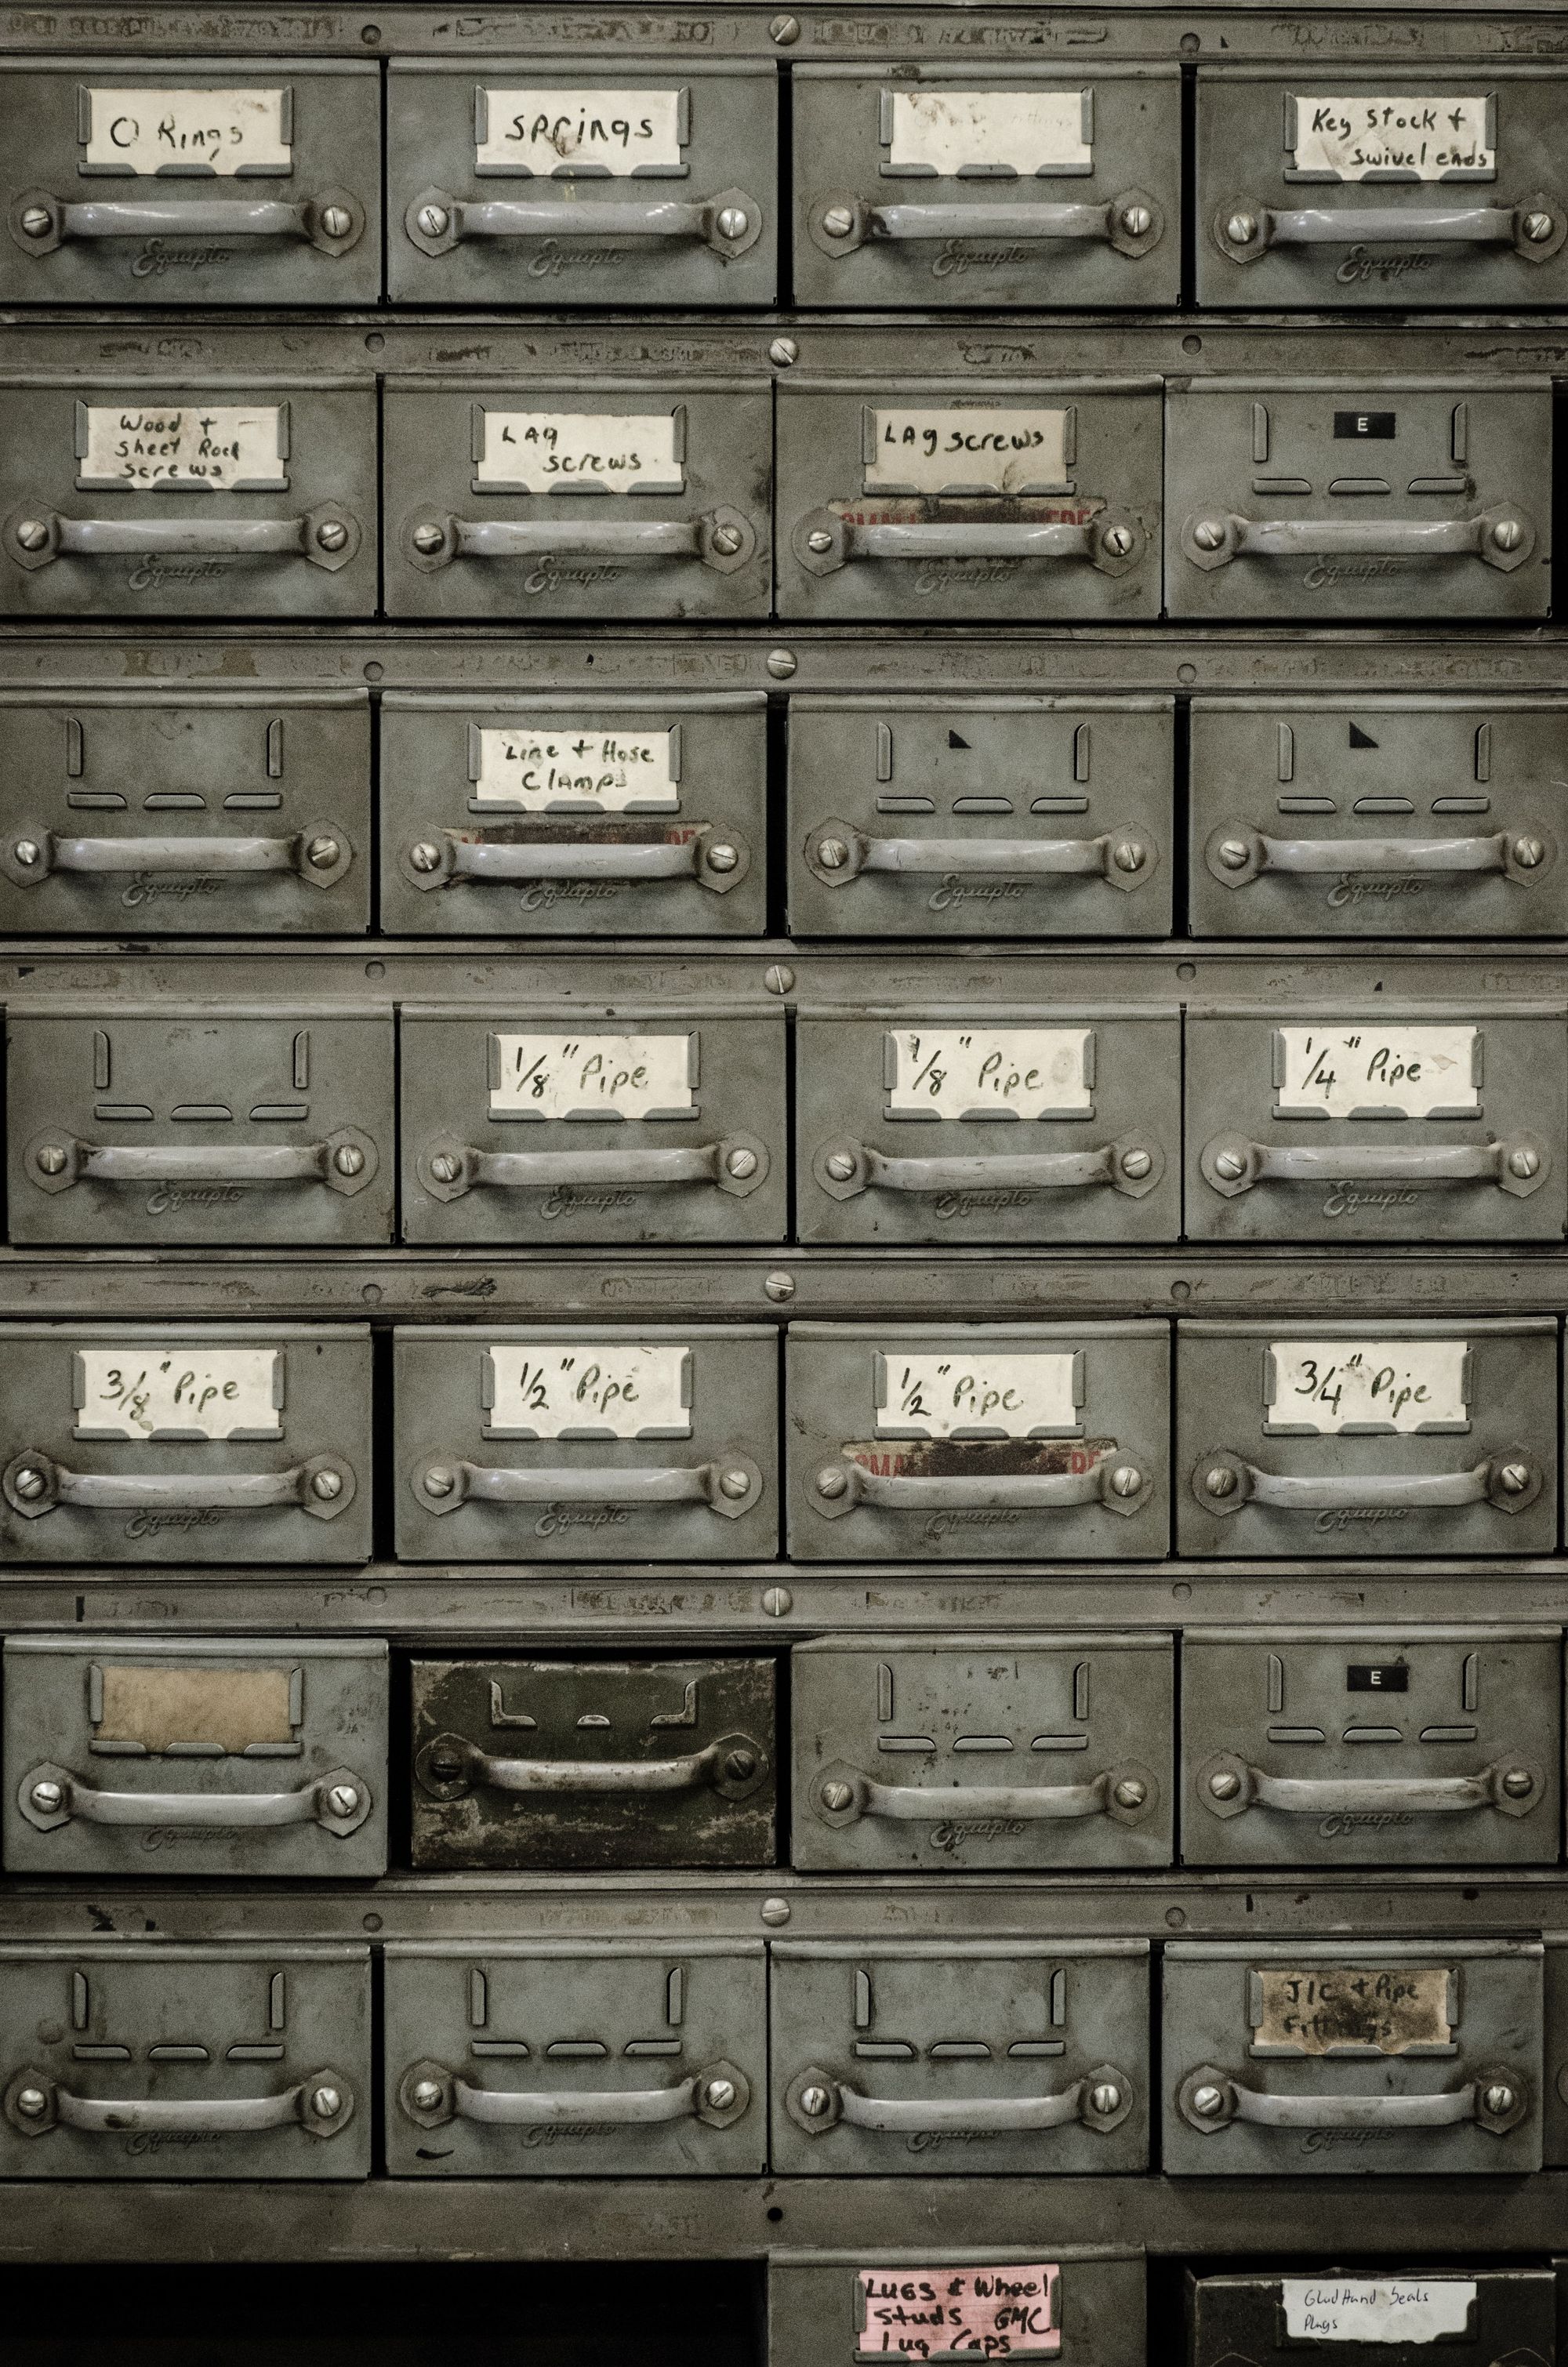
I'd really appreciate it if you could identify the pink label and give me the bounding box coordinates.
[856,2264,1061,2358]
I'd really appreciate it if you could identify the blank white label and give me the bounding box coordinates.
[1268,1339,1469,1432]
[81,87,291,176]
[78,405,285,492]
[74,1346,281,1439]
[489,1032,695,1120]
[886,1027,1092,1120]
[1281,2278,1476,2344]
[877,1351,1078,1438]
[487,1341,691,1437]
[1274,1024,1479,1120]
[475,725,677,810]
[1290,95,1494,180]
[887,88,1091,176]
[866,408,1069,495]
[476,87,683,174]
[474,412,684,493]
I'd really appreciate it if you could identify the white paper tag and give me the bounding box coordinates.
[876,1351,1079,1438]
[1267,1339,1469,1432]
[488,1031,695,1120]
[866,408,1069,496]
[474,724,677,811]
[885,1027,1092,1120]
[857,2264,1061,2360]
[81,87,291,176]
[74,1345,281,1440]
[1290,95,1494,181]
[1281,2278,1476,2343]
[476,87,684,175]
[886,88,1091,176]
[78,404,286,492]
[1274,1024,1479,1120]
[485,1341,691,1437]
[474,411,683,494]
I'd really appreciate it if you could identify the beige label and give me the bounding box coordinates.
[857,2263,1061,2358]
[886,1026,1092,1120]
[1290,95,1494,180]
[78,404,286,492]
[474,724,677,810]
[81,86,291,176]
[489,1031,696,1120]
[1267,1339,1468,1433]
[1274,1024,1479,1120]
[476,87,683,175]
[866,408,1069,496]
[877,1351,1079,1437]
[474,411,684,493]
[486,1341,691,1437]
[1282,2279,1477,2345]
[75,1345,281,1439]
[96,1665,294,1753]
[1255,1966,1452,2055]
[886,87,1091,176]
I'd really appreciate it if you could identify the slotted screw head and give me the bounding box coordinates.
[806,528,834,554]
[716,206,750,241]
[1498,1460,1533,1494]
[1512,836,1545,869]
[769,12,800,39]
[311,1468,344,1501]
[819,1781,854,1812]
[411,2078,443,2111]
[1212,1149,1247,1182]
[1208,1770,1243,1800]
[19,206,51,238]
[1205,1465,1239,1498]
[28,1780,63,1813]
[769,337,799,368]
[1217,838,1250,869]
[1484,2082,1517,2115]
[760,1896,791,1926]
[824,1150,858,1182]
[1112,837,1145,871]
[1109,1465,1142,1498]
[1524,210,1555,242]
[710,523,743,557]
[310,2086,343,2119]
[14,521,49,552]
[815,837,850,870]
[705,842,739,873]
[766,648,797,679]
[423,1466,457,1498]
[34,1145,67,1175]
[332,1145,365,1177]
[822,205,855,238]
[1112,1779,1146,1810]
[702,2076,738,2111]
[416,203,449,238]
[815,1465,849,1498]
[409,842,443,873]
[723,1750,757,1783]
[1119,1149,1152,1181]
[13,1466,47,1498]
[1102,525,1135,560]
[764,964,795,996]
[1493,517,1524,552]
[797,2084,832,2117]
[718,1468,752,1501]
[1501,1767,1535,1799]
[412,522,448,554]
[327,1784,359,1817]
[428,1152,462,1184]
[320,205,353,239]
[1090,2081,1123,2115]
[12,840,40,867]
[1120,204,1152,238]
[306,835,340,869]
[315,521,348,554]
[428,1749,463,1783]
[725,1147,758,1180]
[14,2087,47,2118]
[1225,212,1258,245]
[1192,518,1228,552]
[1190,2083,1225,2118]
[1508,1148,1541,1180]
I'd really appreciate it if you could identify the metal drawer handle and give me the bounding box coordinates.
[11,187,363,257]
[809,1454,1151,1519]
[804,818,1155,892]
[1181,506,1535,574]
[3,1447,356,1523]
[812,1134,1163,1201]
[401,824,748,895]
[1192,1447,1541,1517]
[1200,1132,1548,1199]
[811,188,1163,258]
[795,510,1142,578]
[1178,2062,1527,2137]
[416,1728,768,1802]
[20,1759,371,1835]
[786,2060,1133,2136]
[5,2065,354,2139]
[401,509,754,575]
[4,823,353,891]
[24,1128,378,1197]
[405,184,760,260]
[1206,822,1552,890]
[410,1449,761,1519]
[1196,1748,1542,1822]
[1215,194,1565,263]
[5,506,360,573]
[399,2057,750,2131]
[810,1759,1156,1827]
[416,1134,767,1202]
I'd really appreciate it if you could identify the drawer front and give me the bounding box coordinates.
[409,1654,776,1868]
[394,1324,779,1563]
[795,1011,1180,1246]
[6,1011,395,1247]
[1184,1010,1567,1243]
[770,2249,1146,2367]
[1163,1940,1544,2176]
[789,1635,1174,1873]
[398,1010,786,1245]
[388,63,777,307]
[1167,379,1552,622]
[379,689,767,938]
[1176,1319,1560,1557]
[384,1941,766,2176]
[1197,69,1568,311]
[0,61,379,307]
[1187,2267,1556,2365]
[0,1323,373,1565]
[770,1940,1150,2176]
[786,695,1173,939]
[0,690,369,935]
[1189,696,1568,939]
[0,1943,371,2179]
[0,379,376,619]
[1180,1626,1562,1869]
[777,378,1161,622]
[3,1635,388,1876]
[384,379,771,619]
[786,1322,1170,1563]
[791,66,1178,310]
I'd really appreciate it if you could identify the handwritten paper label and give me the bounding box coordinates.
[1254,1966,1452,2056]
[886,88,1091,176]
[488,1031,695,1121]
[476,87,684,175]
[865,408,1069,496]
[474,724,677,810]
[74,1345,281,1440]
[876,1351,1079,1438]
[78,405,286,492]
[81,86,291,176]
[1267,1339,1468,1434]
[885,1027,1092,1121]
[1290,95,1494,181]
[1273,1024,1479,1120]
[856,2264,1061,2359]
[474,411,683,493]
[1281,2278,1476,2344]
[485,1341,691,1438]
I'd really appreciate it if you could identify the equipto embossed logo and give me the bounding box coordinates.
[930,1818,1029,1852]
[540,1185,638,1219]
[935,1189,1036,1219]
[1322,1182,1419,1217]
[131,240,237,278]
[1328,873,1422,908]
[1313,1505,1410,1532]
[518,880,622,911]
[1336,245,1438,285]
[125,2129,225,2156]
[122,875,223,909]
[1304,557,1406,589]
[928,877,1025,912]
[931,239,1030,277]
[127,557,229,592]
[146,1185,244,1214]
[532,1502,632,1538]
[1318,1810,1414,1835]
[923,1508,1022,1543]
[523,559,626,596]
[522,2123,596,2146]
[906,2128,1001,2153]
[125,1508,226,1539]
[527,240,628,278]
